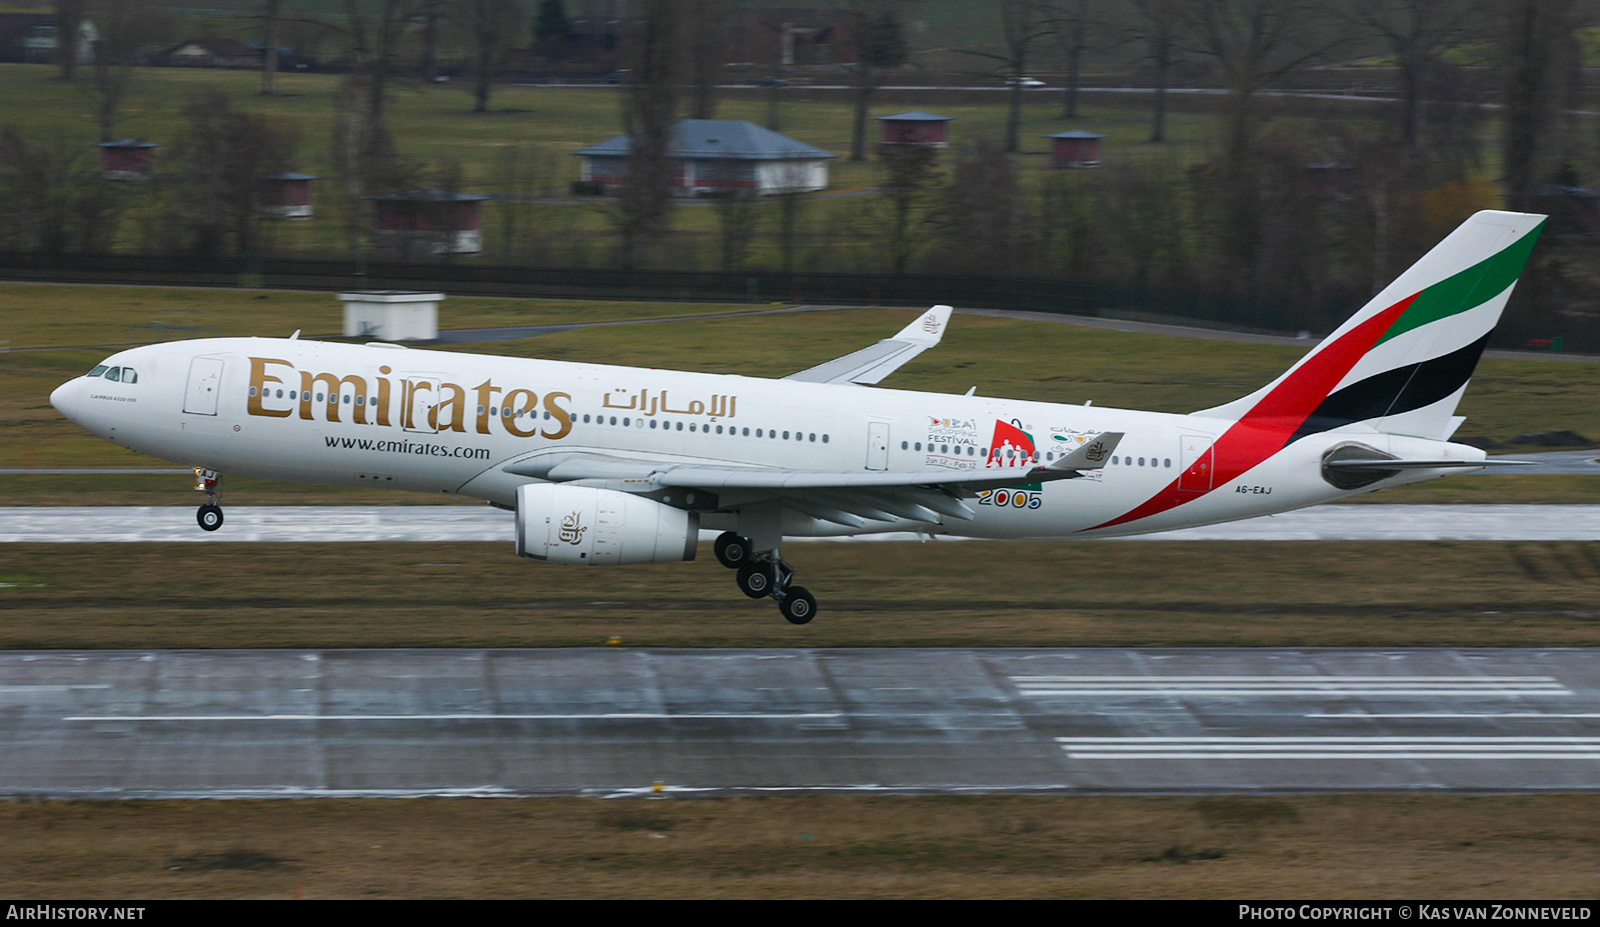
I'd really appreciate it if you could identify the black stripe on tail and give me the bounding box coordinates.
[1292,333,1491,442]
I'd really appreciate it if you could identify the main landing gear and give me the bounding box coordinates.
[714,531,817,625]
[194,467,224,532]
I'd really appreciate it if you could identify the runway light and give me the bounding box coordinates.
[652,780,664,793]
[607,635,623,646]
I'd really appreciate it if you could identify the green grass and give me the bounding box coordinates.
[3,540,1599,650]
[5,795,1597,899]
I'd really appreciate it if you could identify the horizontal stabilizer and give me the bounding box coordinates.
[1048,432,1122,472]
[1324,458,1535,470]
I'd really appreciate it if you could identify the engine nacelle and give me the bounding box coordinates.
[515,483,699,565]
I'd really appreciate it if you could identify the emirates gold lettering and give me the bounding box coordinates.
[249,356,568,443]
[248,357,295,418]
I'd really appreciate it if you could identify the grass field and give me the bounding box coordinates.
[3,539,1599,650]
[4,795,1597,899]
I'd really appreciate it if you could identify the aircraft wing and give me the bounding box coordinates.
[500,432,1122,528]
[784,305,953,385]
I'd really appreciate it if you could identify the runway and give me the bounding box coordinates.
[3,648,1596,798]
[3,503,1600,542]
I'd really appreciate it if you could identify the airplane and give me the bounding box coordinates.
[50,210,1545,625]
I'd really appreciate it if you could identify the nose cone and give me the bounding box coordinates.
[50,378,82,423]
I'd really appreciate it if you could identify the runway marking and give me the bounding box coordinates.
[1309,712,1600,719]
[1057,735,1600,760]
[1014,675,1571,698]
[64,712,845,722]
[0,684,110,692]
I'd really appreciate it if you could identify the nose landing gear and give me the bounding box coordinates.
[717,533,816,625]
[193,467,224,532]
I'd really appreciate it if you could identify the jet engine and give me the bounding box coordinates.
[515,483,699,565]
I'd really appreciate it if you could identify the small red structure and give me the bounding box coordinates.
[260,172,317,219]
[1307,161,1356,199]
[1045,131,1105,168]
[367,188,489,255]
[97,139,157,181]
[878,111,952,148]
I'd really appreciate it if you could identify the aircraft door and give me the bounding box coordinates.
[866,421,890,470]
[182,356,225,415]
[1179,434,1214,492]
[400,375,443,433]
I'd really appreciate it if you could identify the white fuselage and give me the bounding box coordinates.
[51,337,1485,539]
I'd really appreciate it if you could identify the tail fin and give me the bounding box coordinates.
[1195,210,1546,440]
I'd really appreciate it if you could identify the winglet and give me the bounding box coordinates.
[785,305,955,385]
[893,304,952,344]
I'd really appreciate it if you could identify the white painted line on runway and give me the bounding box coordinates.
[65,712,846,722]
[1308,712,1600,719]
[1057,735,1600,760]
[1015,675,1571,698]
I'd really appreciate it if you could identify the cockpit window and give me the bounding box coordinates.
[104,367,121,382]
[87,365,108,378]
[121,368,137,384]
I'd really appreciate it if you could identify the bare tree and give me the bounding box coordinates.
[491,144,559,262]
[874,143,942,274]
[1172,0,1339,164]
[0,128,122,254]
[459,0,524,113]
[1129,0,1180,142]
[307,1,428,158]
[167,93,298,259]
[1045,0,1093,120]
[687,0,731,120]
[963,1,1055,153]
[1500,0,1584,211]
[84,0,169,142]
[55,0,88,81]
[260,0,286,95]
[937,139,1032,275]
[617,0,688,267]
[848,2,909,161]
[1354,0,1490,147]
[713,187,760,271]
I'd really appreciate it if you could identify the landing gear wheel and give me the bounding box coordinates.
[736,561,772,598]
[197,504,224,532]
[778,586,816,625]
[714,532,751,569]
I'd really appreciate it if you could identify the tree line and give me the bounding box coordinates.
[3,0,1597,349]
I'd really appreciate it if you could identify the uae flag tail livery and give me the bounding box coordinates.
[1095,210,1546,532]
